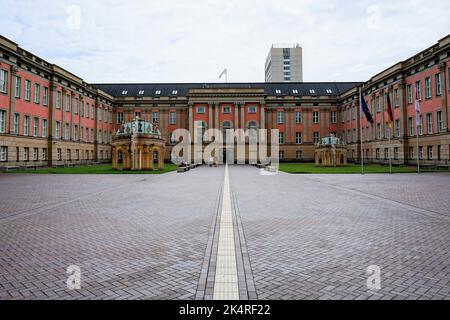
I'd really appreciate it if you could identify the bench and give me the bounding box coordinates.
[0,166,20,172]
[19,164,39,171]
[52,163,65,168]
[436,164,450,171]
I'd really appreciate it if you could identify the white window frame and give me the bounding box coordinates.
[313,111,319,124]
[14,76,21,98]
[0,69,7,93]
[0,146,7,162]
[34,83,40,104]
[42,119,47,138]
[0,110,6,133]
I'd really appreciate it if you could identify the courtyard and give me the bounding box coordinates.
[0,166,449,300]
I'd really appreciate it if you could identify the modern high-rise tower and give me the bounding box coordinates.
[265,43,303,82]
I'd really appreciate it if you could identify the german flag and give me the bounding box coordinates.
[386,91,394,128]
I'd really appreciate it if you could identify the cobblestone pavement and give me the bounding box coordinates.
[229,167,450,300]
[1,167,450,300]
[0,168,224,299]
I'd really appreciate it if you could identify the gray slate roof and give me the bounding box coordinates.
[93,82,360,98]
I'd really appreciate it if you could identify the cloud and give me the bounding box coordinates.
[1,0,449,83]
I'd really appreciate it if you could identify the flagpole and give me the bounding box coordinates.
[359,86,364,175]
[416,115,420,174]
[389,127,392,174]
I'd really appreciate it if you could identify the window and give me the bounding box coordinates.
[65,123,70,140]
[295,111,302,124]
[152,112,158,123]
[117,112,124,124]
[424,77,431,99]
[248,106,257,114]
[418,114,423,135]
[415,81,422,100]
[34,83,40,104]
[409,147,414,160]
[275,89,281,94]
[85,128,89,142]
[437,111,443,132]
[57,148,62,161]
[296,150,302,160]
[91,105,94,119]
[172,90,178,95]
[309,89,316,95]
[277,111,284,124]
[13,113,19,134]
[56,91,61,108]
[0,146,6,162]
[73,98,78,114]
[313,132,320,144]
[394,89,399,106]
[24,147,29,161]
[0,69,7,93]
[91,129,94,143]
[222,106,231,114]
[330,111,337,124]
[43,87,48,106]
[67,149,71,161]
[279,151,284,160]
[376,96,381,112]
[279,132,284,144]
[169,112,176,125]
[353,129,357,142]
[14,76,21,98]
[438,145,441,160]
[384,148,389,160]
[435,73,442,96]
[138,90,145,95]
[394,119,400,137]
[73,125,78,141]
[419,146,424,160]
[295,132,302,144]
[65,94,71,112]
[0,110,6,133]
[155,90,161,95]
[42,119,47,138]
[394,147,399,160]
[25,80,31,101]
[197,107,205,114]
[407,84,413,104]
[313,111,319,124]
[55,121,61,139]
[122,90,128,95]
[33,148,38,161]
[408,117,414,136]
[33,117,39,137]
[385,122,390,139]
[80,101,84,117]
[76,149,80,161]
[426,113,433,134]
[326,89,333,94]
[377,124,381,140]
[427,146,433,160]
[42,148,46,161]
[292,89,298,94]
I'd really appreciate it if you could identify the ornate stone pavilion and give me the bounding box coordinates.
[315,135,347,167]
[112,117,166,171]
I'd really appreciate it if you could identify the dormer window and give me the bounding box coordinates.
[292,89,298,94]
[172,90,178,95]
[155,90,161,95]
[122,90,128,95]
[326,89,333,94]
[275,89,282,94]
[309,89,316,94]
[138,90,145,95]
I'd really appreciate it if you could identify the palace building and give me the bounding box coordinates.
[0,34,449,167]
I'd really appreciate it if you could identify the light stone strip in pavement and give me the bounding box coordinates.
[213,164,239,300]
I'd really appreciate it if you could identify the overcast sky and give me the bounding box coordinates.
[1,0,449,84]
